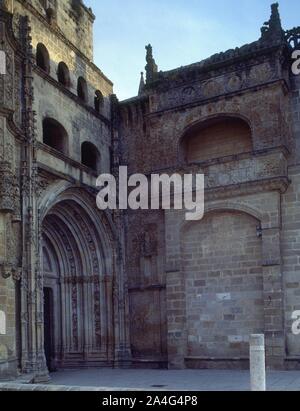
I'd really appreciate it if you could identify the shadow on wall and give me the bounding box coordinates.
[180,116,253,164]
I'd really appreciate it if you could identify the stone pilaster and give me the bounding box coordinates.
[0,8,19,382]
[262,227,285,369]
[19,16,49,382]
[166,270,187,369]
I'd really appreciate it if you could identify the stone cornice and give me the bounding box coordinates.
[37,161,98,194]
[205,176,290,202]
[36,142,98,177]
[147,79,290,117]
[148,40,288,92]
[138,145,289,177]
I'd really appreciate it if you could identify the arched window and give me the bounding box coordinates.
[81,142,100,173]
[43,118,68,155]
[36,43,50,74]
[77,77,88,103]
[94,90,104,113]
[57,62,70,87]
[181,117,253,164]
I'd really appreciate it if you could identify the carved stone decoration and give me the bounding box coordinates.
[14,59,22,126]
[145,44,158,84]
[249,63,273,84]
[73,211,102,348]
[227,74,242,93]
[12,267,22,282]
[4,49,14,110]
[0,264,12,279]
[260,3,285,44]
[51,220,79,350]
[140,226,157,258]
[38,0,58,24]
[182,86,196,97]
[12,175,21,221]
[0,162,15,212]
[285,27,300,49]
[202,80,223,98]
[35,175,57,199]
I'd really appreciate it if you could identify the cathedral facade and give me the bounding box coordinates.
[0,0,300,382]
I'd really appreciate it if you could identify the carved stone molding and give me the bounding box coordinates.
[0,162,14,212]
[205,176,290,202]
[0,263,12,279]
[12,266,22,282]
[63,275,110,285]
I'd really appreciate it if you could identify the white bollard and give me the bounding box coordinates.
[250,334,266,391]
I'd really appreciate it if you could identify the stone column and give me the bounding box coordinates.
[250,334,266,391]
[19,17,49,383]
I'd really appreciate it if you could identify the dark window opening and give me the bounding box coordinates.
[94,90,104,113]
[81,142,100,173]
[57,62,70,87]
[36,43,50,74]
[44,287,56,372]
[43,118,68,154]
[77,77,88,102]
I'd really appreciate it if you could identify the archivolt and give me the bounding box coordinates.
[40,186,116,268]
[41,188,116,358]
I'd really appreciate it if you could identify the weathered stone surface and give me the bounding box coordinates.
[119,4,300,371]
[1,1,300,382]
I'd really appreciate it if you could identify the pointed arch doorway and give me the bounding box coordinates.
[41,192,116,370]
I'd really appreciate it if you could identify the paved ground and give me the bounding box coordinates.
[48,369,300,391]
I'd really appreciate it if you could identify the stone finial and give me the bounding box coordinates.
[138,72,145,95]
[145,44,158,84]
[260,3,284,43]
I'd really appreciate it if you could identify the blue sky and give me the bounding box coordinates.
[84,0,300,100]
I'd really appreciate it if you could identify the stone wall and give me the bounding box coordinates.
[183,211,264,359]
[119,6,294,369]
[282,72,300,366]
[0,0,127,382]
[13,0,113,181]
[1,0,300,378]
[0,9,22,380]
[126,210,168,367]
[21,0,95,61]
